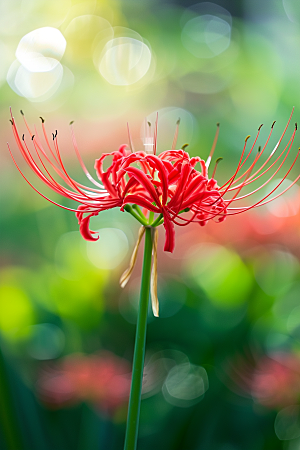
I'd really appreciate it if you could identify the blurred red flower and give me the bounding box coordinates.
[9,110,300,252]
[231,353,300,409]
[37,352,131,413]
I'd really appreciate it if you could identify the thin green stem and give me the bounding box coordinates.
[148,211,154,225]
[151,213,163,227]
[132,205,147,222]
[124,205,148,226]
[124,227,153,450]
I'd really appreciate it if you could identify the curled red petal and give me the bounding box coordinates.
[163,211,175,253]
[145,154,169,205]
[125,166,161,205]
[122,194,161,213]
[79,214,99,241]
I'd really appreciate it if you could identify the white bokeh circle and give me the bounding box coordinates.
[16,27,66,72]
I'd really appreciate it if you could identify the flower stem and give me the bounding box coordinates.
[151,213,163,227]
[124,227,153,450]
[124,205,148,226]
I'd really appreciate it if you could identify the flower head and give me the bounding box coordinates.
[8,109,300,254]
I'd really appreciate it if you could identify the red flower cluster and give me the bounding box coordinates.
[8,110,300,252]
[37,352,131,412]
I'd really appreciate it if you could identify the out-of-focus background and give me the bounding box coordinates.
[2,0,300,449]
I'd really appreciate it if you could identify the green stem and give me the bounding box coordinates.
[0,340,23,450]
[148,211,154,225]
[124,205,148,226]
[151,213,163,227]
[124,227,153,450]
[132,205,147,222]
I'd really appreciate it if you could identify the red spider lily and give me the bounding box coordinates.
[8,109,300,253]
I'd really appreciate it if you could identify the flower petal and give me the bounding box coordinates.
[163,210,175,252]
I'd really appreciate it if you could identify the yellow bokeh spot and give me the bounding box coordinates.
[0,284,35,339]
[188,244,252,308]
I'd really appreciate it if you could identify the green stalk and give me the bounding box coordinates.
[124,205,148,226]
[151,213,163,227]
[124,227,153,450]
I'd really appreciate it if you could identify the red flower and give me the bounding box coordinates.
[37,351,131,412]
[231,353,300,409]
[8,110,300,253]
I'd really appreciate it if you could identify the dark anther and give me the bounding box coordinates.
[271,121,276,128]
[258,145,261,152]
[295,123,298,130]
[181,144,189,150]
[52,133,55,140]
[147,121,151,127]
[215,157,223,163]
[176,118,181,125]
[22,134,24,141]
[216,122,220,127]
[20,110,24,116]
[69,120,74,125]
[55,130,58,137]
[258,124,263,131]
[39,116,45,123]
[9,119,13,125]
[31,135,35,140]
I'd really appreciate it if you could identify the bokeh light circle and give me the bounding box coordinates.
[7,59,64,101]
[275,405,300,440]
[98,33,152,86]
[181,2,232,59]
[283,0,300,24]
[162,363,209,407]
[26,323,65,360]
[266,179,300,218]
[16,27,66,72]
[86,228,129,269]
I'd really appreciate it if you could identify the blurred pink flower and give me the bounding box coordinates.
[231,354,300,409]
[9,110,300,252]
[37,352,131,413]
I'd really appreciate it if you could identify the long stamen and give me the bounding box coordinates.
[220,126,262,190]
[127,122,135,153]
[143,119,154,153]
[217,135,251,200]
[226,148,300,214]
[69,122,106,190]
[7,143,104,214]
[33,128,107,196]
[172,118,180,150]
[224,109,294,190]
[206,122,220,169]
[227,127,297,201]
[187,146,263,222]
[225,123,297,193]
[212,157,223,179]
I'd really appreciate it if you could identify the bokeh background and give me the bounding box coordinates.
[2,0,300,449]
